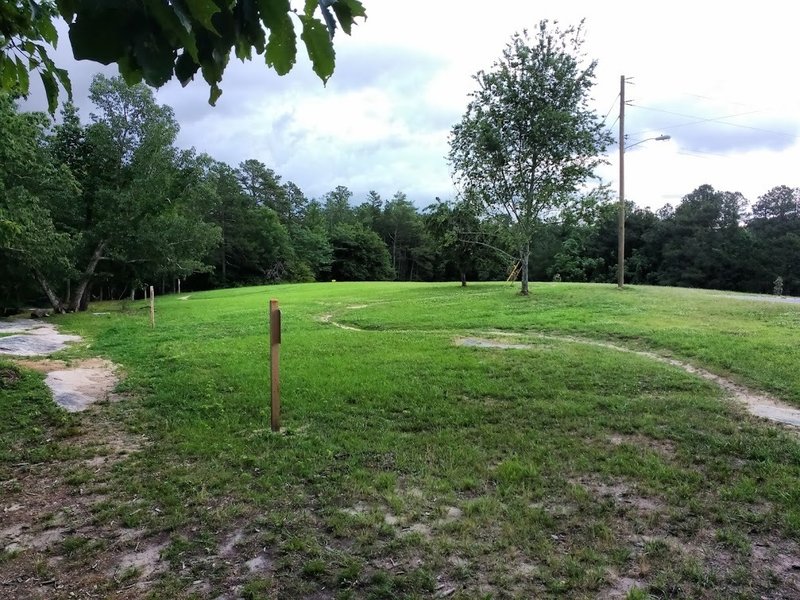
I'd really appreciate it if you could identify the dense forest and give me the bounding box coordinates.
[1,75,798,313]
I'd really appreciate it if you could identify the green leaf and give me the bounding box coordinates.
[1,56,16,91]
[184,0,222,33]
[15,57,30,95]
[133,34,176,87]
[331,0,366,35]
[234,39,251,61]
[208,82,222,105]
[299,15,334,82]
[38,16,59,46]
[258,0,296,75]
[118,55,144,85]
[144,0,199,61]
[54,67,72,99]
[69,10,128,63]
[175,51,200,85]
[303,0,318,17]
[40,70,58,114]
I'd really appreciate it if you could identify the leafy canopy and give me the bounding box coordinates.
[1,0,366,112]
[448,20,611,293]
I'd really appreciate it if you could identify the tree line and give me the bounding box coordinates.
[0,74,510,313]
[1,74,797,314]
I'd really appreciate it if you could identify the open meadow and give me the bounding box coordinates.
[2,282,800,599]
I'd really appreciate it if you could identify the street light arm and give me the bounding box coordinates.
[624,134,671,150]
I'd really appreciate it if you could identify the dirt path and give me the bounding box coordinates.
[714,293,800,304]
[1,320,152,598]
[316,309,800,430]
[461,332,800,430]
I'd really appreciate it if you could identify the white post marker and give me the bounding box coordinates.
[150,285,155,328]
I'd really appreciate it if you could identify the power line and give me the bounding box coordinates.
[628,109,762,137]
[629,103,798,140]
[601,93,620,123]
[675,90,800,115]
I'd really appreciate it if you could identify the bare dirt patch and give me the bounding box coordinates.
[715,293,800,305]
[45,359,119,412]
[572,476,666,514]
[0,393,150,597]
[319,313,363,331]
[607,433,677,459]
[455,337,531,350]
[14,357,120,413]
[111,541,169,580]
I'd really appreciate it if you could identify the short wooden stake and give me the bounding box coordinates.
[149,286,155,328]
[269,299,281,432]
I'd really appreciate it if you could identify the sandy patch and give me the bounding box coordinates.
[218,530,245,558]
[112,541,168,579]
[715,293,800,305]
[455,337,531,350]
[319,314,363,331]
[607,433,677,458]
[245,555,273,573]
[44,359,119,412]
[572,476,665,513]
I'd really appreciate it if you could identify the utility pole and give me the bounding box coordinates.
[617,75,626,289]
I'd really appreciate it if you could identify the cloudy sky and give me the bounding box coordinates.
[27,1,800,211]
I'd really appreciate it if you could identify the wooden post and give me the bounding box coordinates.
[269,299,281,432]
[618,74,626,289]
[149,285,155,328]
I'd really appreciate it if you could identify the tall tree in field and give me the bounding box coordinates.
[448,21,611,295]
[424,198,487,286]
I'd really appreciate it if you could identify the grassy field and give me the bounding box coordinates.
[2,282,800,599]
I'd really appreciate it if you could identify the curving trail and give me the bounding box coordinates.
[472,331,800,430]
[317,308,800,431]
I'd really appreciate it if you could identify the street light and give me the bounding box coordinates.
[625,134,671,151]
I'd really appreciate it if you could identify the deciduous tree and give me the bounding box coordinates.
[449,21,611,295]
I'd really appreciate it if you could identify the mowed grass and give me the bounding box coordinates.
[4,282,800,599]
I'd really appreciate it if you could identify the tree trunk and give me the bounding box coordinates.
[221,239,227,285]
[129,287,135,301]
[34,270,66,313]
[78,282,91,311]
[69,240,107,312]
[392,231,398,274]
[460,270,467,287]
[520,243,530,296]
